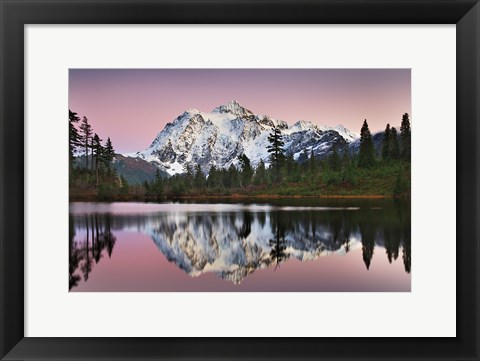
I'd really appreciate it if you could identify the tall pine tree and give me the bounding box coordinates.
[253,159,267,185]
[238,154,253,188]
[152,168,164,196]
[79,116,92,170]
[358,119,375,168]
[69,110,81,170]
[400,113,411,161]
[92,133,103,185]
[329,144,341,171]
[103,137,115,173]
[194,164,206,189]
[284,153,298,182]
[226,164,240,188]
[381,123,391,160]
[266,126,285,182]
[390,127,400,159]
[207,165,221,189]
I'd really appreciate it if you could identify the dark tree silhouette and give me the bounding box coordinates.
[269,213,287,270]
[329,144,341,171]
[69,214,118,290]
[92,133,103,186]
[69,215,82,290]
[400,113,411,161]
[257,210,266,228]
[206,165,221,189]
[103,137,115,173]
[358,119,375,168]
[359,221,376,270]
[266,126,285,182]
[238,154,253,187]
[238,211,252,239]
[402,236,411,273]
[104,216,117,258]
[93,214,102,263]
[390,127,400,159]
[79,116,92,170]
[150,168,164,197]
[226,164,239,188]
[68,110,81,172]
[253,159,267,185]
[193,164,205,189]
[80,216,92,281]
[382,123,391,160]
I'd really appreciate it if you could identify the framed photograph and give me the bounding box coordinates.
[1,0,478,360]
[68,68,413,293]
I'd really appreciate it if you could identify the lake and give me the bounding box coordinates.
[69,199,410,292]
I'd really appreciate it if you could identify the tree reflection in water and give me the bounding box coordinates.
[69,200,411,289]
[69,214,116,290]
[269,213,287,270]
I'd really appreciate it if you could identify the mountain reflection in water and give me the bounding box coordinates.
[69,200,411,291]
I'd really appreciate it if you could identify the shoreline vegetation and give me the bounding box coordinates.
[69,110,411,202]
[69,194,395,202]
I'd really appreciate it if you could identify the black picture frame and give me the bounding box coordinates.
[1,0,479,360]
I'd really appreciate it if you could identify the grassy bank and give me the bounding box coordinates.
[70,161,410,202]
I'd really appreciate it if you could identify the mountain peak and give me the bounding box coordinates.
[130,102,358,177]
[291,120,317,132]
[212,100,253,117]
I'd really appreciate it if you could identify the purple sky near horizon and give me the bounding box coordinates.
[69,69,411,153]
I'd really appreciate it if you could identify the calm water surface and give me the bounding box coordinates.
[69,199,411,291]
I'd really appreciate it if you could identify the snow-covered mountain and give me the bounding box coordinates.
[125,100,359,176]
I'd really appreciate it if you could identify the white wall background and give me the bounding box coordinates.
[25,25,456,337]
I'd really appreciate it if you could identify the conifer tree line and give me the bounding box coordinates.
[379,113,411,162]
[359,113,411,166]
[70,108,411,200]
[142,113,410,198]
[70,110,115,176]
[69,109,130,199]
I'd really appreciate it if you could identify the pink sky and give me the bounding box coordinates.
[69,69,411,153]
